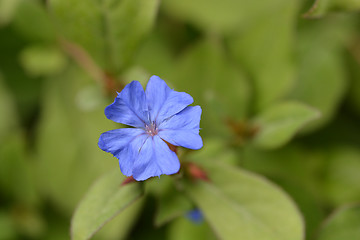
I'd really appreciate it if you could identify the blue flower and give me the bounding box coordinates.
[186,209,204,224]
[98,76,203,181]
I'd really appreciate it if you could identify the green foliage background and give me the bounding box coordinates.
[0,0,360,239]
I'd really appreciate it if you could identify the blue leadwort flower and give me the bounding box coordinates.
[98,76,203,181]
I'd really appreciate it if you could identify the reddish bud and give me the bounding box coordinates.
[188,163,209,182]
[121,176,135,186]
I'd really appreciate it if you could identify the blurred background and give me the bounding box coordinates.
[0,0,360,239]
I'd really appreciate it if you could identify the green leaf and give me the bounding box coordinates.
[0,0,20,26]
[150,176,193,227]
[252,101,320,149]
[92,199,144,240]
[290,17,351,132]
[241,143,330,238]
[12,0,55,42]
[170,39,250,137]
[162,0,286,34]
[71,170,143,240]
[134,31,176,79]
[50,0,159,72]
[347,52,360,116]
[0,74,17,141]
[0,211,16,240]
[304,0,360,17]
[0,132,38,205]
[156,192,192,227]
[36,66,116,213]
[185,161,304,240]
[274,178,325,239]
[188,138,238,166]
[317,205,360,240]
[20,45,67,76]
[0,28,43,125]
[228,0,299,111]
[324,147,360,206]
[167,216,217,240]
[242,144,328,199]
[0,76,38,207]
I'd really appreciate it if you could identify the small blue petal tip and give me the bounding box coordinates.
[186,209,204,224]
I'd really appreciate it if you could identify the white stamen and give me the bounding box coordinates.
[145,122,158,136]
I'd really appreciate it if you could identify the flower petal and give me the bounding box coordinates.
[158,106,203,150]
[145,75,193,124]
[132,135,180,181]
[98,128,147,176]
[105,81,149,127]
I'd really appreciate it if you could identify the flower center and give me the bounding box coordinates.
[145,123,158,136]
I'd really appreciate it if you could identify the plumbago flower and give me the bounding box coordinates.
[98,76,203,181]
